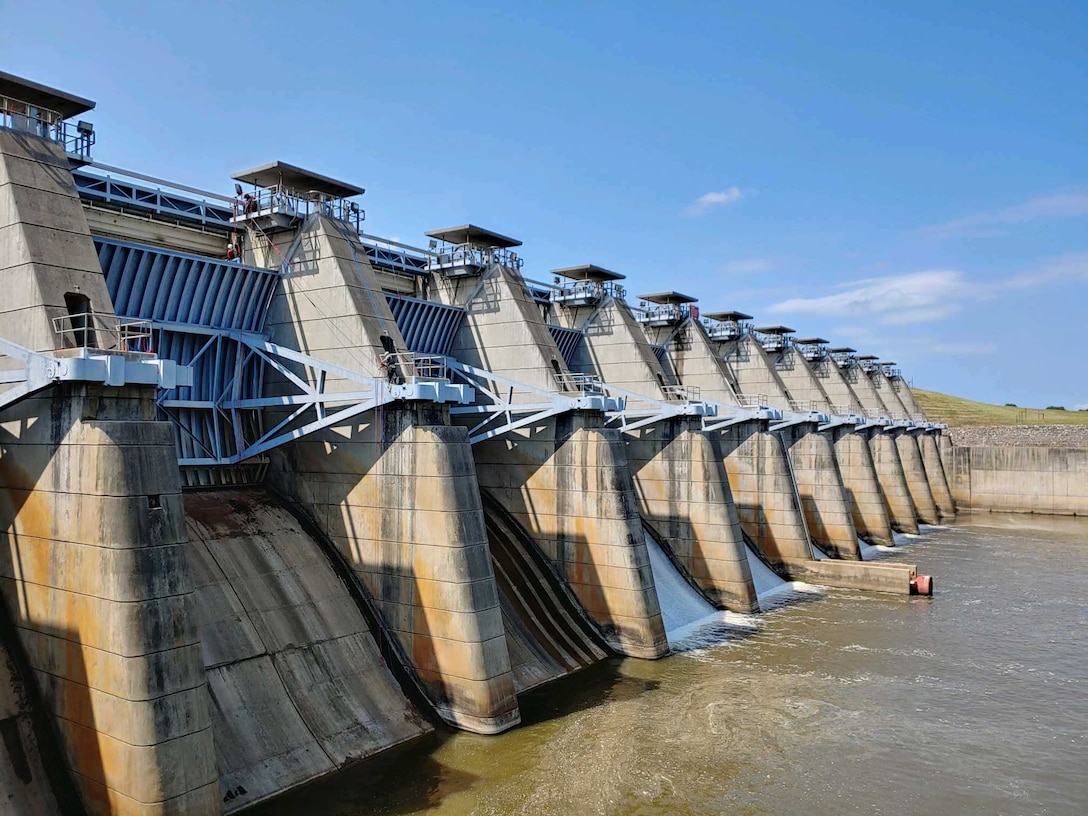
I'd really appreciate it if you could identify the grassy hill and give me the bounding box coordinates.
[912,388,1088,427]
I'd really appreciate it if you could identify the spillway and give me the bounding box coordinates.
[483,497,610,693]
[643,529,759,649]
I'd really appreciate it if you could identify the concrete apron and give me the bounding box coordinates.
[715,420,921,594]
[920,433,956,520]
[622,417,759,614]
[267,402,521,735]
[896,432,941,525]
[471,412,669,660]
[867,430,921,535]
[0,385,220,816]
[777,425,861,561]
[830,426,896,547]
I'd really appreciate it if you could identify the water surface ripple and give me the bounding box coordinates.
[253,514,1088,816]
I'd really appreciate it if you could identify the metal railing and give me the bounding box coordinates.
[788,398,820,413]
[234,187,365,231]
[736,393,768,409]
[379,352,449,383]
[429,245,524,273]
[51,313,154,354]
[545,279,627,304]
[662,383,701,402]
[635,304,690,326]
[553,371,604,395]
[704,319,744,341]
[0,97,94,161]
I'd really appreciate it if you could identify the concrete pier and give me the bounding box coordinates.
[715,326,860,560]
[442,258,667,658]
[920,432,956,519]
[836,354,926,531]
[0,128,220,814]
[800,345,898,544]
[553,280,758,613]
[258,214,519,734]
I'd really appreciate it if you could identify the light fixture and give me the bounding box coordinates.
[76,120,94,135]
[234,183,243,196]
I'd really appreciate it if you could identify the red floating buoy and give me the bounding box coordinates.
[910,574,933,596]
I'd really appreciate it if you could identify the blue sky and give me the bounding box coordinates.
[4,0,1086,407]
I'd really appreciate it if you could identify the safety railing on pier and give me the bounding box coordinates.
[552,371,605,395]
[0,96,94,162]
[736,393,769,410]
[379,352,449,383]
[429,245,524,274]
[234,187,365,231]
[662,383,700,402]
[51,313,154,354]
[634,304,692,326]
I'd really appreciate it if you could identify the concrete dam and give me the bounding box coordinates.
[0,72,955,814]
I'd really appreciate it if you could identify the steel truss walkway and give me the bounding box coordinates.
[152,323,471,466]
[0,334,189,414]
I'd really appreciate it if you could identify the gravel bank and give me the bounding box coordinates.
[949,425,1088,448]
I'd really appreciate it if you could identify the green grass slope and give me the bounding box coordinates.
[912,389,1088,427]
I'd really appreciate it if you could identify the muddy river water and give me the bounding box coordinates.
[254,513,1088,816]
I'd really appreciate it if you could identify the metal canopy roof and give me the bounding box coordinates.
[880,360,897,366]
[703,310,754,321]
[857,354,879,360]
[753,324,795,334]
[794,337,829,345]
[231,161,365,198]
[638,291,698,304]
[551,264,625,282]
[0,71,95,119]
[828,346,856,354]
[425,224,522,248]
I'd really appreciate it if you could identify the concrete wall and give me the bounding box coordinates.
[830,427,895,546]
[269,404,519,734]
[867,431,920,534]
[716,423,812,566]
[1,131,219,815]
[183,489,431,812]
[0,386,220,815]
[472,413,668,659]
[895,432,941,525]
[446,265,570,396]
[623,420,758,613]
[776,425,860,560]
[262,221,518,734]
[571,301,757,612]
[920,433,956,519]
[950,446,1088,516]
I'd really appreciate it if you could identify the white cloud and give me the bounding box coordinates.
[768,270,971,326]
[684,187,743,216]
[922,192,1088,238]
[721,257,775,274]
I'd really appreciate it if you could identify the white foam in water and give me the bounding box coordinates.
[643,531,758,650]
[742,543,822,609]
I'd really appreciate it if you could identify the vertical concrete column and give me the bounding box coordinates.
[896,432,940,524]
[473,413,668,659]
[920,433,956,519]
[270,403,518,734]
[0,387,219,816]
[779,427,860,560]
[623,419,757,613]
[868,431,920,534]
[831,428,895,546]
[716,421,812,567]
[938,433,955,479]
